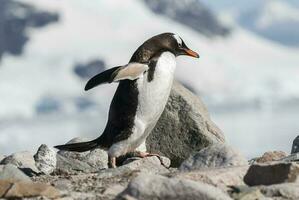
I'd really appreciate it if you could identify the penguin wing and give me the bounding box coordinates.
[84,63,148,91]
[111,63,149,82]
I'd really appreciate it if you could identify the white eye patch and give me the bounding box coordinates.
[173,34,183,46]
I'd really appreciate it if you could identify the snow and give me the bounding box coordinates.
[256,0,299,29]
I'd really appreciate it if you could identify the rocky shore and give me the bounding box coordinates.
[1,83,298,200]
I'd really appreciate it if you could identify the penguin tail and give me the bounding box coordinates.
[54,139,99,152]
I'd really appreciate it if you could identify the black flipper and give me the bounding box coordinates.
[85,63,149,91]
[84,66,121,91]
[54,139,99,152]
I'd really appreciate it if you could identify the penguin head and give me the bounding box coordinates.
[130,32,199,63]
[162,33,199,58]
[148,33,199,58]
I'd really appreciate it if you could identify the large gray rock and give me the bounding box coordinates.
[34,144,57,174]
[0,151,39,174]
[120,173,232,200]
[244,162,299,186]
[0,164,31,182]
[147,82,225,167]
[56,137,108,173]
[179,143,247,171]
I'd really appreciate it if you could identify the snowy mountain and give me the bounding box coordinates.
[143,0,230,37]
[238,0,299,47]
[0,0,58,60]
[0,0,298,157]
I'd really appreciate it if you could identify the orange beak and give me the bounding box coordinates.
[184,48,200,58]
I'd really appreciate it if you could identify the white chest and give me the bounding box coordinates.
[136,52,176,123]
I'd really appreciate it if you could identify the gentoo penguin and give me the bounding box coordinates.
[55,33,199,168]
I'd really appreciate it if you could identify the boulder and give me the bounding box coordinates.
[179,143,247,171]
[291,135,299,154]
[120,173,232,200]
[255,151,287,163]
[244,162,299,186]
[147,81,225,167]
[0,151,39,175]
[0,164,31,182]
[34,144,57,174]
[56,137,108,173]
[0,180,60,199]
[175,166,249,192]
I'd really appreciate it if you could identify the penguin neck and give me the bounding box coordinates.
[147,51,176,82]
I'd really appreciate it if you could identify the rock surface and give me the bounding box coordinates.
[229,185,268,200]
[0,180,60,199]
[0,164,31,182]
[255,151,287,163]
[175,166,249,192]
[34,144,57,174]
[147,82,225,167]
[120,173,232,200]
[179,143,247,171]
[0,151,39,174]
[117,156,170,174]
[291,135,299,154]
[33,156,170,199]
[56,137,108,173]
[244,162,299,186]
[260,182,299,199]
[231,183,299,200]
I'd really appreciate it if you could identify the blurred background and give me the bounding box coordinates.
[0,0,298,158]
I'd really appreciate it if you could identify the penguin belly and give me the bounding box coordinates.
[108,52,176,157]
